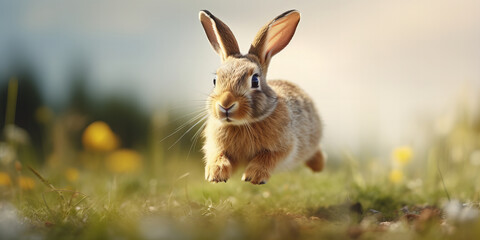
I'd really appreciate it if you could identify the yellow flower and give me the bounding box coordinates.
[105,149,142,173]
[65,168,79,182]
[82,121,119,151]
[392,146,413,165]
[0,172,12,186]
[389,169,404,184]
[18,176,35,190]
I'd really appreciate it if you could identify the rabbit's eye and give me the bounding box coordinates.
[213,75,217,86]
[251,74,259,88]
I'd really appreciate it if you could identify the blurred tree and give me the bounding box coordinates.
[0,61,46,162]
[69,63,91,114]
[92,96,149,149]
[65,63,149,150]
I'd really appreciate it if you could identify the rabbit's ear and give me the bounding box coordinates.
[199,10,240,61]
[249,10,300,66]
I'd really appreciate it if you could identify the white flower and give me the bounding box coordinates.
[0,143,16,165]
[139,216,183,240]
[0,203,26,239]
[444,200,479,223]
[4,125,30,145]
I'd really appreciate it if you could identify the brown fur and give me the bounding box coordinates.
[305,150,325,172]
[203,94,292,183]
[199,10,324,185]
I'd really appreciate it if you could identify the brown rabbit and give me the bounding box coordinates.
[199,10,324,185]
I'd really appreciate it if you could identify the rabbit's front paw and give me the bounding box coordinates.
[205,160,232,183]
[241,164,271,185]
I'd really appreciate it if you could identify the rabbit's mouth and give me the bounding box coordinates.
[219,113,235,123]
[218,113,240,125]
[218,115,249,125]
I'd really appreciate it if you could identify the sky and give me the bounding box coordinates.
[1,0,479,156]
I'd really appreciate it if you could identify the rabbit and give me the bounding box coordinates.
[199,9,324,185]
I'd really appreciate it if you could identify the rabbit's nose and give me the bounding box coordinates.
[217,92,236,110]
[218,103,236,113]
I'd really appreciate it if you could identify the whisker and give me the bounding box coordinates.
[189,99,211,103]
[168,115,209,150]
[186,119,208,160]
[167,108,207,124]
[190,119,207,142]
[166,101,207,112]
[160,112,207,142]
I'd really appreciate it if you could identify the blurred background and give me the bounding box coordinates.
[0,0,479,165]
[1,2,480,238]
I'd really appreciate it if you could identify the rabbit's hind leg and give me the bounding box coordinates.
[305,149,325,172]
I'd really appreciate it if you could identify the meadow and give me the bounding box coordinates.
[1,76,480,240]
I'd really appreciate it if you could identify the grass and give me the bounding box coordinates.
[1,78,480,239]
[2,149,479,240]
